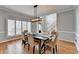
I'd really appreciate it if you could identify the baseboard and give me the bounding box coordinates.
[0,35,22,43]
[75,33,79,51]
[59,38,74,43]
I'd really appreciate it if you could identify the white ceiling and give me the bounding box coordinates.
[0,5,76,17]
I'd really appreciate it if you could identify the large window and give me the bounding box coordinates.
[38,24,42,30]
[27,22,31,32]
[46,13,57,32]
[8,19,31,36]
[22,21,27,32]
[16,20,21,35]
[37,23,42,33]
[8,20,15,36]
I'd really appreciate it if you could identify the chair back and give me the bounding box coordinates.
[22,31,28,42]
[52,32,58,46]
[28,34,40,46]
[24,35,28,42]
[28,34,35,45]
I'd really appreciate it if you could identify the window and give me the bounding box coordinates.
[37,23,42,33]
[16,20,21,35]
[8,19,31,36]
[22,21,27,32]
[8,20,15,36]
[27,22,31,32]
[38,24,41,30]
[46,13,57,32]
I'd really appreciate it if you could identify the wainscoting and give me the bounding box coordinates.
[0,32,7,42]
[58,31,75,43]
[58,31,79,52]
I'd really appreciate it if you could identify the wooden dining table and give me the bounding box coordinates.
[32,33,51,54]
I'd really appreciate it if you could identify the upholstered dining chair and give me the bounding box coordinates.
[44,32,58,54]
[28,34,40,54]
[22,31,30,51]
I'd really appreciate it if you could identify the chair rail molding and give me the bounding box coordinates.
[0,32,6,34]
[58,31,75,34]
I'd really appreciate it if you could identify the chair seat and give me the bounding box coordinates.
[45,40,54,47]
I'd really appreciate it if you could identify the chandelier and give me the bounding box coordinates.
[31,5,42,22]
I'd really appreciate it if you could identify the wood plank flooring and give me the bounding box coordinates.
[0,39,78,54]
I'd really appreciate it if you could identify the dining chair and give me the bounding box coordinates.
[28,34,40,54]
[22,30,30,51]
[44,32,58,54]
[22,32,30,51]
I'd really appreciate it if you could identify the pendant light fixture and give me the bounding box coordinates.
[31,5,42,22]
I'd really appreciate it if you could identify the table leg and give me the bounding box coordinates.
[39,40,49,54]
[39,40,41,54]
[44,44,46,54]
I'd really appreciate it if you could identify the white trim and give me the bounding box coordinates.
[59,31,75,34]
[0,35,22,43]
[59,38,74,43]
[0,32,6,34]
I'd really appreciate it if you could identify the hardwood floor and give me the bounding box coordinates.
[57,40,78,54]
[0,39,78,54]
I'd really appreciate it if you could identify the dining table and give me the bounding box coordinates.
[32,33,52,54]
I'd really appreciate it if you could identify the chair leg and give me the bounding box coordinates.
[55,44,57,53]
[53,48,55,54]
[22,40,25,45]
[28,44,30,51]
[44,45,46,54]
[22,40,23,45]
[24,44,26,48]
[22,40,26,48]
[33,46,35,54]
